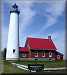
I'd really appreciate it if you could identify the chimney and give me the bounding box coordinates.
[48,36,51,39]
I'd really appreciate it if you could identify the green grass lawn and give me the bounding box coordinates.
[1,60,65,74]
[3,60,28,74]
[15,60,65,68]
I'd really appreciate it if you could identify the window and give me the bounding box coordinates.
[57,55,60,59]
[13,49,15,53]
[22,53,26,58]
[34,51,38,57]
[49,52,52,57]
[42,52,45,57]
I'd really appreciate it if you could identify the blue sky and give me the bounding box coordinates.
[2,0,65,58]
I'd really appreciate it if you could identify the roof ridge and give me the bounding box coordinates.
[27,37,51,40]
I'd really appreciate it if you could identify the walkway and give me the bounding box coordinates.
[11,63,66,72]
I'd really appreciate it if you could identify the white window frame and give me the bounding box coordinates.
[42,52,45,57]
[49,52,52,57]
[34,51,38,57]
[57,55,60,59]
[22,53,26,57]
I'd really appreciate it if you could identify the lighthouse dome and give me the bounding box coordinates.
[10,3,20,14]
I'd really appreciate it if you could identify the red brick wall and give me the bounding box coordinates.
[20,50,63,60]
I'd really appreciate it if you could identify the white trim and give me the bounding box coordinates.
[22,53,26,57]
[57,55,60,59]
[49,52,52,57]
[34,51,38,57]
[42,52,45,57]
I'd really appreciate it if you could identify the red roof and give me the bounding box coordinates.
[25,37,57,50]
[19,47,29,52]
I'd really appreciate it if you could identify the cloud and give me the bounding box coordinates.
[51,31,65,53]
[19,5,36,33]
[45,0,65,16]
[52,31,65,59]
[37,0,65,33]
[19,2,36,46]
[4,0,36,32]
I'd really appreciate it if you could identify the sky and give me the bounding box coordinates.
[1,0,65,58]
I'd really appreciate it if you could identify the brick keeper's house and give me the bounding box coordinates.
[19,36,63,61]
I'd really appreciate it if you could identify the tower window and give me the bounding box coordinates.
[13,49,15,53]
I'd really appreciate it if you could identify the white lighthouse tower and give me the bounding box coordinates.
[6,4,20,60]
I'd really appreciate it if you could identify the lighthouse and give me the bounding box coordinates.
[6,4,20,60]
